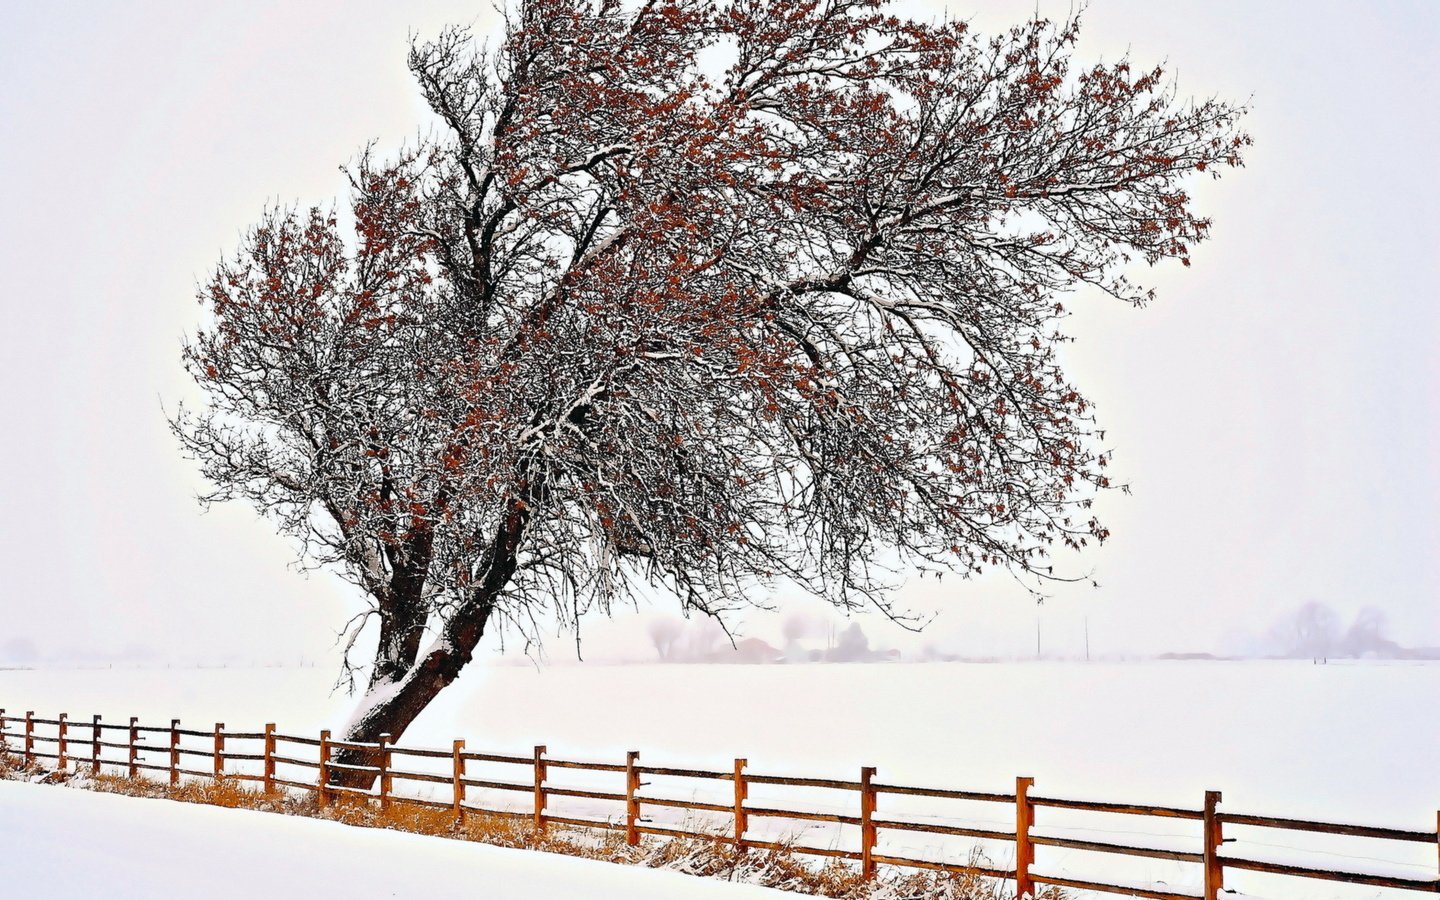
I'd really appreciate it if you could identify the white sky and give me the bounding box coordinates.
[0,0,1435,666]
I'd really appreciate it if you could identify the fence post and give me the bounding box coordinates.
[57,713,68,771]
[860,766,878,879]
[1015,776,1035,900]
[263,724,276,793]
[24,711,34,765]
[532,744,550,840]
[318,730,332,809]
[0,708,6,754]
[127,716,138,779]
[378,734,392,811]
[625,750,641,846]
[1204,791,1224,900]
[169,720,180,786]
[212,723,225,779]
[452,739,467,827]
[733,758,749,849]
[90,715,101,775]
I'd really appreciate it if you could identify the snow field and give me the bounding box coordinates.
[0,779,792,899]
[3,660,1437,899]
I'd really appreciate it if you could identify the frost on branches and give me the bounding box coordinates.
[172,0,1248,778]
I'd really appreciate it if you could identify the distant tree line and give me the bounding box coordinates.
[1263,602,1438,661]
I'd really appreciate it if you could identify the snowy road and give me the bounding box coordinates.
[0,780,786,899]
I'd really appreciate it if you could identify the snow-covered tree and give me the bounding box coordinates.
[173,0,1248,783]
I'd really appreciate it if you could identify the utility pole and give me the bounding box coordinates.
[1035,617,1041,660]
[1085,617,1091,662]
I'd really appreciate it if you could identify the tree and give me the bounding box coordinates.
[1285,601,1338,661]
[832,622,872,662]
[1340,606,1396,658]
[173,0,1248,784]
[646,616,684,660]
[685,617,730,662]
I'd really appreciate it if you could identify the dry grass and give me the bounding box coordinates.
[0,753,1060,900]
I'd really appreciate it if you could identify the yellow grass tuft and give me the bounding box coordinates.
[0,756,1060,900]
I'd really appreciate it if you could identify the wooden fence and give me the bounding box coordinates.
[2,707,1436,898]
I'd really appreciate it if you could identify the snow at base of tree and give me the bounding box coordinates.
[0,780,788,899]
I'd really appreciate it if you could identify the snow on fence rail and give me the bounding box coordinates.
[2,708,1437,899]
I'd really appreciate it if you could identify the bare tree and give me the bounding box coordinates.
[1340,606,1397,658]
[646,616,684,661]
[173,0,1248,784]
[1283,601,1338,661]
[682,617,731,662]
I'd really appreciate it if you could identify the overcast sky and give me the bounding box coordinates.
[0,0,1435,666]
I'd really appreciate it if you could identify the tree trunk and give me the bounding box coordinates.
[329,637,478,789]
[329,495,530,790]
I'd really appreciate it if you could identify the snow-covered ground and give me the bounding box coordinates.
[0,779,789,899]
[3,660,1436,899]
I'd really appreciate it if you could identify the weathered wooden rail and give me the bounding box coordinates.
[2,708,1436,898]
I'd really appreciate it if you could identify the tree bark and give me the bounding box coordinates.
[369,532,434,689]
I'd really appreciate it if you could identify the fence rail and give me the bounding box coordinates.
[1,707,1436,898]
